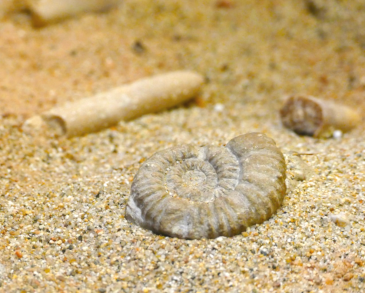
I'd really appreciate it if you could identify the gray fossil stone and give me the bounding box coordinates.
[125,132,287,239]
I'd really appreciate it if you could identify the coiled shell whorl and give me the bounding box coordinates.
[125,132,286,239]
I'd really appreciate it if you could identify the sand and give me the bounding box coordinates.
[0,0,364,292]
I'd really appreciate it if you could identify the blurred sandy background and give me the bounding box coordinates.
[0,0,364,292]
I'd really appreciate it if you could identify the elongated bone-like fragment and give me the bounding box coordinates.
[27,0,121,26]
[24,71,204,137]
[280,95,361,138]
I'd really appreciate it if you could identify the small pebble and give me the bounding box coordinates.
[15,251,23,258]
[214,103,225,112]
[324,275,334,285]
[259,247,269,256]
[333,130,342,139]
[343,273,354,282]
[329,213,350,227]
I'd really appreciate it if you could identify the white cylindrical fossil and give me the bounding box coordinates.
[26,0,121,26]
[24,71,204,137]
[280,95,361,138]
[126,132,287,239]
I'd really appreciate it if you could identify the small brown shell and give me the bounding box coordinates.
[280,95,361,138]
[125,133,287,239]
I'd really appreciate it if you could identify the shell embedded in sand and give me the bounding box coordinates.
[280,95,361,138]
[125,132,287,239]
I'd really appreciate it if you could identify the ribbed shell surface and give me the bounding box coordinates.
[125,132,286,239]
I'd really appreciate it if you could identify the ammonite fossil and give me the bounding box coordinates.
[125,132,287,239]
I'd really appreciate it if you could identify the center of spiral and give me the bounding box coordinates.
[165,158,218,203]
[182,170,206,186]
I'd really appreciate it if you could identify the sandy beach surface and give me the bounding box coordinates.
[0,0,364,292]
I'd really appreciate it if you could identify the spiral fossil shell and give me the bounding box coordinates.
[125,132,287,239]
